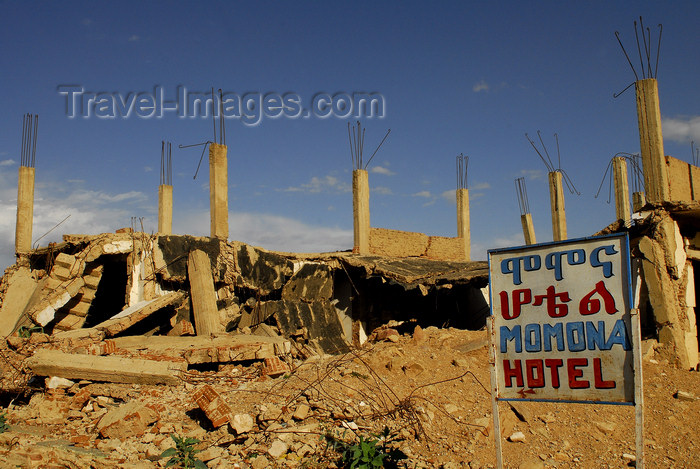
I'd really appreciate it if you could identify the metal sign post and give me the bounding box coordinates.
[487,234,643,468]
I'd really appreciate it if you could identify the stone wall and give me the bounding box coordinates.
[638,210,699,369]
[665,156,700,202]
[369,227,466,261]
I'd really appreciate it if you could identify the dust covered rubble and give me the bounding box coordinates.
[0,231,496,467]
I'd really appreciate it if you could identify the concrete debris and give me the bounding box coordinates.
[193,385,233,428]
[674,390,697,401]
[26,349,187,385]
[96,400,159,439]
[230,413,255,434]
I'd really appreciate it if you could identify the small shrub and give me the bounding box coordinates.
[0,411,9,433]
[343,434,386,468]
[326,426,406,469]
[160,434,207,469]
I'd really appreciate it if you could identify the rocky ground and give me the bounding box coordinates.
[0,325,699,468]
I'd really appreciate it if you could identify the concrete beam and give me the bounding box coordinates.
[548,171,567,241]
[15,166,35,253]
[209,143,228,239]
[520,213,536,245]
[635,78,669,203]
[632,192,646,212]
[352,169,370,254]
[188,249,224,336]
[456,188,471,261]
[612,156,631,225]
[158,184,173,234]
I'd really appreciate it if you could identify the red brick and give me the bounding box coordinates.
[192,385,232,428]
[262,357,290,378]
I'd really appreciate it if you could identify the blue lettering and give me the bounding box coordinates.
[501,259,521,285]
[605,319,632,350]
[524,324,541,352]
[590,245,618,278]
[543,323,564,351]
[500,325,522,353]
[545,252,566,280]
[568,249,586,266]
[586,321,608,350]
[566,321,586,352]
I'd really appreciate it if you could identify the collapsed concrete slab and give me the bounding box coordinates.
[262,300,350,355]
[0,265,38,337]
[26,349,186,385]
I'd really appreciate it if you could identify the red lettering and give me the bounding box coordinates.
[525,359,545,388]
[544,358,563,388]
[579,280,618,315]
[567,358,589,389]
[500,289,532,320]
[512,289,531,319]
[533,285,571,318]
[503,360,523,387]
[593,358,616,389]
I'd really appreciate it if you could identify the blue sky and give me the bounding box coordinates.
[1,1,699,272]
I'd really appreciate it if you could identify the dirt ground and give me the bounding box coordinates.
[1,326,699,468]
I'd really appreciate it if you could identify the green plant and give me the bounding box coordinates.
[17,326,43,338]
[0,411,9,433]
[327,426,406,469]
[160,434,207,469]
[343,434,386,468]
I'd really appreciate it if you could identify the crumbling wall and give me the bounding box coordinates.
[665,156,700,203]
[638,209,699,369]
[369,227,466,261]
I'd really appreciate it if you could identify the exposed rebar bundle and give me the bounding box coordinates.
[456,154,469,190]
[525,131,579,195]
[595,152,642,203]
[161,141,173,186]
[348,121,390,170]
[613,18,663,97]
[20,113,38,168]
[514,177,530,216]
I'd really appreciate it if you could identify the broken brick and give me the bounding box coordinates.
[262,356,290,378]
[192,385,232,428]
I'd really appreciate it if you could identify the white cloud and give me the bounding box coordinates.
[0,169,151,272]
[471,232,525,261]
[0,159,15,167]
[520,169,544,180]
[373,186,393,195]
[172,210,352,254]
[441,190,456,204]
[662,115,700,143]
[371,166,395,176]
[471,182,491,190]
[281,175,350,193]
[128,34,140,42]
[144,166,153,173]
[412,190,432,198]
[473,80,490,93]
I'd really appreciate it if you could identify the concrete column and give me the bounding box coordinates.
[209,143,228,239]
[158,184,173,234]
[635,78,669,203]
[612,156,631,225]
[456,188,471,261]
[352,169,370,254]
[633,192,647,212]
[520,213,536,245]
[548,171,567,241]
[15,166,35,253]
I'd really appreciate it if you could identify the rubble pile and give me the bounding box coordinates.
[0,230,496,467]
